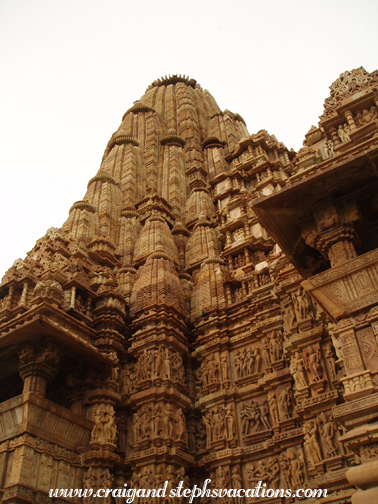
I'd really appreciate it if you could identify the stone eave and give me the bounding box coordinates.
[252,145,378,278]
[0,305,115,366]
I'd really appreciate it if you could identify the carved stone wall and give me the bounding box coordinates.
[1,69,378,503]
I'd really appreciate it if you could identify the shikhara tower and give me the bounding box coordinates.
[1,69,378,504]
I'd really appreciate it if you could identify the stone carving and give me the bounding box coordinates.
[283,299,296,333]
[303,346,323,382]
[241,399,272,435]
[83,468,97,504]
[355,106,378,126]
[173,408,188,442]
[286,448,304,489]
[268,331,283,362]
[39,343,62,366]
[247,457,280,489]
[234,345,262,378]
[324,140,335,157]
[153,403,163,437]
[319,412,338,458]
[231,466,243,503]
[324,342,338,381]
[2,71,378,504]
[290,351,308,389]
[292,287,311,321]
[268,393,279,427]
[203,404,236,446]
[225,404,235,440]
[338,124,350,142]
[100,470,113,504]
[303,420,322,467]
[135,347,186,385]
[18,345,35,365]
[278,387,292,420]
[91,405,117,445]
[137,350,153,381]
[220,353,229,382]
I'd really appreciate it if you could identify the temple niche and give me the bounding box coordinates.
[0,69,378,504]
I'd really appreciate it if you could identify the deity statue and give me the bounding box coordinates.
[320,412,338,458]
[304,346,322,382]
[303,421,322,467]
[290,351,308,389]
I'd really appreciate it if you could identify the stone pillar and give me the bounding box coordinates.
[18,343,61,396]
[69,285,76,309]
[244,247,250,264]
[227,255,234,272]
[19,361,57,396]
[345,110,357,132]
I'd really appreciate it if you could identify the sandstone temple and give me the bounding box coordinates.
[1,68,378,504]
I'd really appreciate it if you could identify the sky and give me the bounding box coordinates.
[0,0,377,280]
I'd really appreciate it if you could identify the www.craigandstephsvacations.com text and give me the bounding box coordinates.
[49,479,328,502]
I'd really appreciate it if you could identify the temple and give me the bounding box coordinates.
[1,68,378,504]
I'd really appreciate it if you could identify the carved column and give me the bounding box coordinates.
[18,343,61,396]
[329,127,341,146]
[345,110,357,132]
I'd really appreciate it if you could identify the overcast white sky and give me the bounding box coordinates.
[0,0,377,279]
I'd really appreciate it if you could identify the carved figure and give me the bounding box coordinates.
[154,465,164,487]
[134,412,142,444]
[320,412,338,458]
[324,342,337,381]
[260,400,271,430]
[225,404,235,439]
[241,401,261,435]
[104,405,117,444]
[176,467,190,504]
[279,452,291,488]
[268,393,279,427]
[253,347,261,373]
[207,353,220,384]
[231,466,243,503]
[203,412,212,447]
[234,350,242,378]
[188,422,197,453]
[267,456,280,490]
[287,449,304,489]
[290,351,308,389]
[39,343,61,366]
[261,336,271,367]
[153,403,163,437]
[338,124,350,143]
[283,300,296,333]
[140,406,151,439]
[164,467,177,504]
[19,345,35,365]
[174,408,187,441]
[304,421,322,467]
[100,470,113,504]
[304,346,322,382]
[154,347,164,378]
[293,287,310,321]
[83,468,97,504]
[325,140,335,157]
[269,331,282,362]
[220,354,228,381]
[278,387,291,420]
[163,403,173,438]
[213,406,225,440]
[246,346,255,374]
[247,461,269,484]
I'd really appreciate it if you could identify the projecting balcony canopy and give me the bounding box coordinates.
[252,144,378,278]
